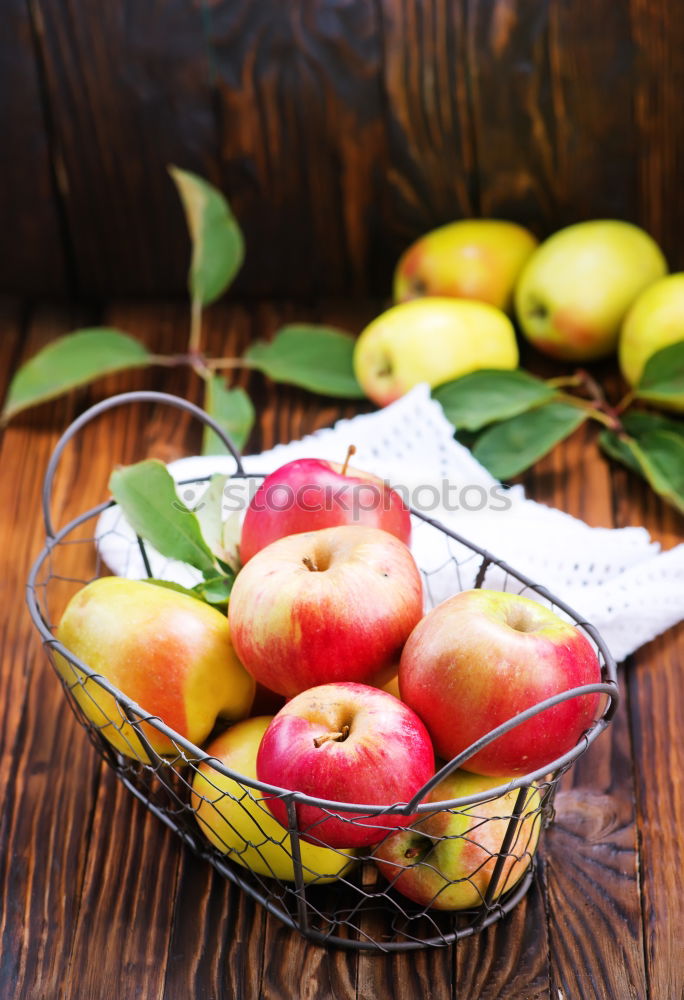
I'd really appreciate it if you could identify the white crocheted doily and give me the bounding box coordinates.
[96,385,684,662]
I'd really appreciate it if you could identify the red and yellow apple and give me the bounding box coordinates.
[393,218,538,313]
[373,771,542,910]
[239,456,411,563]
[515,220,667,362]
[228,525,424,698]
[352,298,519,407]
[56,577,255,760]
[191,716,357,882]
[399,589,601,776]
[256,682,435,848]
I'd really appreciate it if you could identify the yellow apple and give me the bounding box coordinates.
[619,273,684,408]
[353,298,518,406]
[515,220,667,362]
[394,219,538,313]
[56,577,255,761]
[373,772,542,910]
[191,716,357,883]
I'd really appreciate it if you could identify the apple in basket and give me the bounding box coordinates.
[373,771,543,910]
[256,682,435,849]
[239,451,411,563]
[191,716,357,883]
[399,589,602,777]
[56,577,255,760]
[228,524,423,698]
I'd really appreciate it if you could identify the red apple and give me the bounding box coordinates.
[229,525,424,698]
[256,682,435,848]
[239,455,411,563]
[399,589,601,776]
[373,771,542,910]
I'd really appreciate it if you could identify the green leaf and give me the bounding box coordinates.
[202,376,254,454]
[621,409,684,440]
[631,431,684,514]
[598,429,642,477]
[433,370,555,431]
[244,325,366,398]
[1,329,151,422]
[634,340,684,407]
[192,575,234,608]
[109,459,218,578]
[599,426,684,515]
[169,166,244,306]
[194,474,227,555]
[472,402,587,480]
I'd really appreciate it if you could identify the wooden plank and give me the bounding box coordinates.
[378,0,477,272]
[31,1,218,297]
[465,0,557,231]
[522,416,648,1000]
[612,459,684,999]
[632,0,684,269]
[545,0,638,226]
[0,305,95,1000]
[0,3,67,295]
[212,1,389,297]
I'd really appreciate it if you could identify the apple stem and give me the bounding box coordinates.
[313,725,350,748]
[341,444,357,477]
[302,556,318,572]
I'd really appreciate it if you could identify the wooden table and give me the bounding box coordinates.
[1,298,682,999]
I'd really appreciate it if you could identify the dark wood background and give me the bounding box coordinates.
[2,0,684,300]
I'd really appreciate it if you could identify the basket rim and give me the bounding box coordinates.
[26,491,620,817]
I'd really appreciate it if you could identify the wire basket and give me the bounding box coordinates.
[26,391,619,953]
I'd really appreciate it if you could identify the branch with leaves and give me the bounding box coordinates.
[2,168,683,515]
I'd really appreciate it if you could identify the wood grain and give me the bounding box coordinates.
[5,0,684,296]
[29,0,217,297]
[0,2,66,295]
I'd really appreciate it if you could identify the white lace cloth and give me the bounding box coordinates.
[96,385,684,663]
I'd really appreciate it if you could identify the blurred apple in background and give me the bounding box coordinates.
[256,682,435,848]
[353,298,518,406]
[229,525,423,698]
[239,455,411,563]
[399,589,602,777]
[393,219,538,312]
[619,272,684,408]
[56,577,255,760]
[192,716,357,882]
[373,771,542,910]
[515,220,667,362]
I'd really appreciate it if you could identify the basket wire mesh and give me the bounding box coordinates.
[26,392,619,952]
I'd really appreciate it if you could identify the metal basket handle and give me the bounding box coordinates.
[42,390,246,538]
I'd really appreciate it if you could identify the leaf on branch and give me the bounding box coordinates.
[621,410,684,440]
[630,431,684,514]
[599,425,684,515]
[1,329,151,423]
[634,340,684,408]
[169,166,244,306]
[244,325,366,398]
[472,401,587,480]
[192,575,234,608]
[109,459,218,578]
[433,370,556,431]
[202,376,254,455]
[598,429,642,477]
[194,474,228,558]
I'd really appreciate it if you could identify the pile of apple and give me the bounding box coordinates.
[353,217,683,404]
[56,454,603,912]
